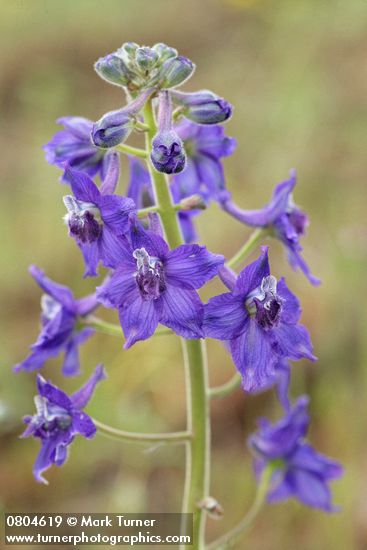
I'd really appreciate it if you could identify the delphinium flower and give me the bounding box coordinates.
[44,116,116,182]
[248,396,343,511]
[97,224,224,347]
[150,91,186,174]
[21,364,106,484]
[14,266,97,376]
[172,119,236,203]
[62,168,135,277]
[203,247,316,392]
[221,171,321,285]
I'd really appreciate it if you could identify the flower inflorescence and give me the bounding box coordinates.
[16,41,341,524]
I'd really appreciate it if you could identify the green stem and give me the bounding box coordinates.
[83,316,172,338]
[94,419,192,445]
[207,465,273,549]
[115,143,148,159]
[143,99,210,550]
[209,373,242,399]
[226,228,268,270]
[138,205,159,218]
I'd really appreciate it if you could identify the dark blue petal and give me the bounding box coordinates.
[159,286,203,339]
[234,247,270,297]
[65,168,101,204]
[71,364,106,409]
[203,293,248,340]
[29,265,76,312]
[36,375,73,410]
[119,297,161,348]
[165,244,224,289]
[230,319,278,392]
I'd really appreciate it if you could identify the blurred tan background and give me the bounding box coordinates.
[1,1,366,548]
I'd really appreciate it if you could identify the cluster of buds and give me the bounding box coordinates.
[92,42,233,174]
[94,42,194,93]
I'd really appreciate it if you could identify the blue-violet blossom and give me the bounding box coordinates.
[21,364,106,484]
[63,168,135,277]
[221,171,320,285]
[97,226,224,347]
[248,396,343,511]
[44,116,116,182]
[203,247,316,392]
[14,266,97,376]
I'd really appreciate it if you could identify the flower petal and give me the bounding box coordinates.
[99,195,135,235]
[96,265,137,309]
[36,375,72,410]
[203,293,248,340]
[65,168,101,203]
[271,323,317,362]
[234,246,270,297]
[230,319,278,392]
[62,328,94,377]
[72,410,96,438]
[119,298,161,348]
[277,278,302,324]
[100,151,120,195]
[71,364,106,409]
[290,469,337,511]
[29,265,76,311]
[98,229,132,269]
[159,286,203,338]
[165,244,224,289]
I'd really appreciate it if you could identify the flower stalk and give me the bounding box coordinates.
[143,99,210,550]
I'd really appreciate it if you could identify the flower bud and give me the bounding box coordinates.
[158,56,195,89]
[171,90,232,124]
[92,109,133,148]
[94,54,133,87]
[119,42,139,58]
[152,43,178,62]
[151,131,186,174]
[135,47,159,71]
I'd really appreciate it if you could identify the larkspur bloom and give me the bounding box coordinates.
[248,396,343,511]
[96,225,224,347]
[63,168,135,277]
[203,247,316,392]
[126,156,199,243]
[221,171,320,285]
[14,266,97,376]
[44,116,118,182]
[151,91,186,174]
[171,89,232,125]
[172,119,236,203]
[21,364,106,484]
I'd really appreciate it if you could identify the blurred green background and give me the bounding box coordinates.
[1,0,366,548]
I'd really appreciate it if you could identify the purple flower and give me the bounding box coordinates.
[63,168,135,277]
[94,53,134,87]
[171,90,233,125]
[97,226,224,347]
[151,91,186,174]
[21,365,106,484]
[221,171,320,285]
[172,120,236,203]
[44,116,116,182]
[248,396,343,511]
[14,266,97,376]
[203,247,316,392]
